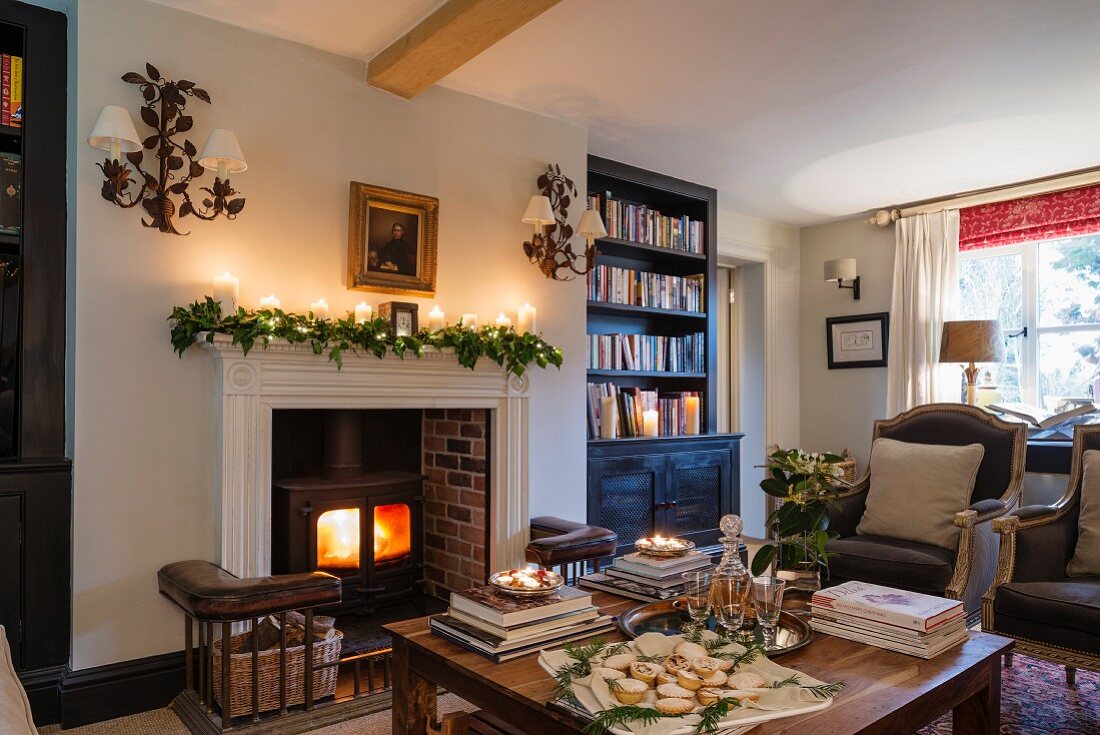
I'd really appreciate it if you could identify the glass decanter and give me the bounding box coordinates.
[710,514,753,640]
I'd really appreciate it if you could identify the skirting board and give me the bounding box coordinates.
[59,649,190,728]
[19,665,65,726]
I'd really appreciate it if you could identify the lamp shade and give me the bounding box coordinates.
[939,320,1005,363]
[87,105,141,152]
[577,208,608,239]
[198,129,248,173]
[521,195,555,225]
[824,258,857,282]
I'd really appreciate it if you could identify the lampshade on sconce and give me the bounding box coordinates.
[521,195,556,227]
[87,105,141,161]
[198,128,247,178]
[824,258,861,299]
[939,319,1005,405]
[577,208,609,243]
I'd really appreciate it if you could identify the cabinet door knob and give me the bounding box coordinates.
[669,501,678,509]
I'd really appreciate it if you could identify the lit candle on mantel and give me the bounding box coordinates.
[212,272,239,312]
[517,303,537,334]
[461,313,478,330]
[428,305,445,332]
[310,299,329,319]
[599,396,616,439]
[643,409,659,437]
[258,294,281,310]
[354,302,372,324]
[685,395,700,435]
[495,313,512,329]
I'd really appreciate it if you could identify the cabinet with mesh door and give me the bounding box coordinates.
[587,434,741,556]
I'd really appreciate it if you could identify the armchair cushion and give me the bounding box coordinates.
[824,534,955,596]
[856,438,984,550]
[1067,449,1100,576]
[993,578,1100,655]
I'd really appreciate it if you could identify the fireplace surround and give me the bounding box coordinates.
[201,334,530,583]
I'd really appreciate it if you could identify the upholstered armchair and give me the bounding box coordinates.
[825,403,1026,621]
[982,425,1100,686]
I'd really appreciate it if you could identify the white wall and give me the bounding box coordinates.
[71,0,586,670]
[717,210,800,537]
[797,217,895,470]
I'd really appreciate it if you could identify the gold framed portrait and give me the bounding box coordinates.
[348,182,438,296]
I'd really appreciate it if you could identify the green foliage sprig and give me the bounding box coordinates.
[584,705,670,735]
[695,698,743,735]
[168,297,564,376]
[768,674,846,700]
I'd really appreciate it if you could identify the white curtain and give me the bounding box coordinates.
[886,210,960,416]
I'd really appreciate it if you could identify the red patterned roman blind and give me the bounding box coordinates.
[959,183,1100,251]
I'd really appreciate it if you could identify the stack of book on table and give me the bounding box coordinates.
[429,585,613,662]
[810,581,969,659]
[578,549,712,602]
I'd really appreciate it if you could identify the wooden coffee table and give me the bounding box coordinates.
[385,591,1013,735]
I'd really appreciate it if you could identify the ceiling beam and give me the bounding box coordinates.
[368,0,561,99]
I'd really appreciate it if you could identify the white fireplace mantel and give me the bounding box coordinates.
[200,334,530,579]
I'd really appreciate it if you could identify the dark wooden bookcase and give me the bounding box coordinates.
[0,0,70,725]
[585,156,740,553]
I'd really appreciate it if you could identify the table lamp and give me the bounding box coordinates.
[939,320,1005,405]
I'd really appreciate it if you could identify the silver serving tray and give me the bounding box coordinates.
[615,599,813,656]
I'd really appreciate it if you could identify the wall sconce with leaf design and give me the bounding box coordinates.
[87,63,246,235]
[521,163,607,280]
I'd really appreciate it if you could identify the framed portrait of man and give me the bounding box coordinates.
[348,182,438,296]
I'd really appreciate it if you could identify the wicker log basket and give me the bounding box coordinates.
[211,629,343,718]
[835,448,857,485]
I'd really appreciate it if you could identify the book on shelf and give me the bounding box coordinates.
[586,264,703,312]
[429,613,614,663]
[589,192,704,254]
[587,332,704,373]
[449,584,592,628]
[577,572,682,602]
[446,605,600,641]
[989,401,1096,430]
[586,382,702,439]
[811,582,964,633]
[9,54,21,127]
[0,152,20,236]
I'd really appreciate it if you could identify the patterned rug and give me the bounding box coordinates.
[39,655,1098,734]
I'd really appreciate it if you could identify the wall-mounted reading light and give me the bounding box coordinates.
[824,258,860,300]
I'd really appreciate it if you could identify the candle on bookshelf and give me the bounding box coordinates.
[495,313,512,329]
[599,396,616,439]
[461,313,478,330]
[354,302,372,324]
[517,303,537,334]
[310,299,329,319]
[428,305,445,332]
[643,409,659,437]
[212,272,239,312]
[258,294,280,310]
[685,396,700,435]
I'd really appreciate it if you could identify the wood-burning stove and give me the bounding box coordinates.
[271,411,424,613]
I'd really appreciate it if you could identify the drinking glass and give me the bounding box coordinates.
[751,577,786,649]
[710,575,751,637]
[681,571,712,626]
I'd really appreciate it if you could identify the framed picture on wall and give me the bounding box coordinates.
[826,312,889,369]
[348,182,438,296]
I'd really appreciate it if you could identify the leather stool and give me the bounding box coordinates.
[525,516,618,584]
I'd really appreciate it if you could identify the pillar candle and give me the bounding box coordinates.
[517,303,537,334]
[258,294,281,310]
[643,409,659,437]
[310,299,329,319]
[461,313,478,330]
[212,272,239,312]
[428,305,445,332]
[599,396,617,439]
[354,302,372,324]
[495,313,512,329]
[685,396,700,435]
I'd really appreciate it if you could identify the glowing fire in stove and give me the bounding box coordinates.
[315,504,412,571]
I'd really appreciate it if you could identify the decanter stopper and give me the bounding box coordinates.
[719,514,744,540]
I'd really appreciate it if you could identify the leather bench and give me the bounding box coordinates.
[525,516,617,581]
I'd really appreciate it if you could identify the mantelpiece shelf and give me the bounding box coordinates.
[586,301,706,320]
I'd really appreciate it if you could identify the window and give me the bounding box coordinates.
[959,233,1100,409]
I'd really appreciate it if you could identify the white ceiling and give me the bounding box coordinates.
[148,0,1100,225]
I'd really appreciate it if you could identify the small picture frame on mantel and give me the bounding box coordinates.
[826,312,889,369]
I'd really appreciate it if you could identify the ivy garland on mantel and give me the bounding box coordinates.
[168,297,563,377]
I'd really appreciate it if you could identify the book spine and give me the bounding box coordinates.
[10,55,21,127]
[1,54,10,127]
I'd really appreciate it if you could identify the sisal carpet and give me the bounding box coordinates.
[38,656,1098,734]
